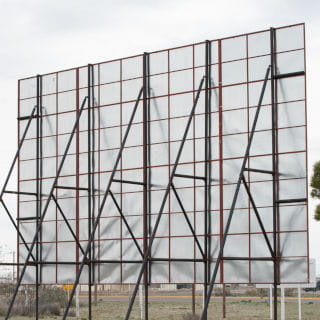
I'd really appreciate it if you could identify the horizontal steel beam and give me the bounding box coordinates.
[4,190,37,196]
[244,168,274,175]
[174,173,219,182]
[17,216,38,221]
[0,258,209,266]
[4,190,49,197]
[17,115,39,121]
[149,258,205,262]
[274,71,305,79]
[276,198,307,204]
[222,257,275,261]
[54,185,90,191]
[174,173,206,181]
[112,179,145,186]
[0,256,279,267]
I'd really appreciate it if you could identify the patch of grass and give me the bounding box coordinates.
[240,299,251,303]
[182,313,200,320]
[6,296,320,319]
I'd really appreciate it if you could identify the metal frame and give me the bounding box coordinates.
[0,24,308,320]
[4,94,89,319]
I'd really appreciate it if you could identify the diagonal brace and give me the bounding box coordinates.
[0,107,38,263]
[241,176,275,257]
[171,183,205,259]
[51,194,85,255]
[1,106,37,197]
[0,199,36,262]
[108,190,144,258]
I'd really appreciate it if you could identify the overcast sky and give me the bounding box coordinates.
[0,0,319,275]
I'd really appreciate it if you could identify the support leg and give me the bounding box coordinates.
[192,284,196,315]
[222,284,226,318]
[281,288,285,320]
[269,285,273,320]
[298,286,301,320]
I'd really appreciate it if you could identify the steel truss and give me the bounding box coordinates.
[1,29,307,320]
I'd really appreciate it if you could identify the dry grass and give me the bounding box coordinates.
[9,299,319,320]
[6,288,320,319]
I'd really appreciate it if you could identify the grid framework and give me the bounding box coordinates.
[0,23,308,320]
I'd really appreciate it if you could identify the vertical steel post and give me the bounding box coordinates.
[35,74,43,320]
[222,284,226,318]
[87,64,94,320]
[298,286,302,320]
[217,39,225,319]
[17,79,21,282]
[39,75,43,286]
[269,284,273,319]
[204,40,212,320]
[280,288,285,320]
[87,64,92,320]
[147,54,152,287]
[55,72,58,284]
[147,55,152,288]
[35,74,39,320]
[192,284,196,315]
[91,65,96,291]
[270,27,279,320]
[143,52,150,320]
[218,38,224,295]
[76,68,80,278]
